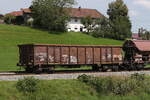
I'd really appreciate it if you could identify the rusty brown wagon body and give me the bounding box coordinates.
[17,44,123,72]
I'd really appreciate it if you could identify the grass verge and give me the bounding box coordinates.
[0,74,150,100]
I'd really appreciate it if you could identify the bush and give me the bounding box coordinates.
[112,79,138,95]
[130,73,145,81]
[16,77,39,94]
[4,14,16,24]
[78,75,114,94]
[92,18,113,39]
[78,74,92,83]
[78,74,150,96]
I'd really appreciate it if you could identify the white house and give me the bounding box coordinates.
[67,17,85,32]
[67,7,104,32]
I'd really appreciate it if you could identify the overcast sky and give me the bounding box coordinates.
[0,0,150,33]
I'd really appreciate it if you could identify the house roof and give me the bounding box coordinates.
[20,8,104,19]
[68,8,104,18]
[21,8,31,13]
[132,34,139,39]
[132,33,142,40]
[123,40,150,52]
[7,11,23,16]
[133,40,150,52]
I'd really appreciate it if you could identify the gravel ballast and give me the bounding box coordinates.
[0,71,149,81]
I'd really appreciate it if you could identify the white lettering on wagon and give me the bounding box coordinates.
[102,54,112,60]
[48,55,78,63]
[62,55,69,63]
[87,55,92,63]
[107,54,112,58]
[35,53,47,62]
[62,55,77,63]
[49,56,54,62]
[70,56,77,63]
[113,55,122,61]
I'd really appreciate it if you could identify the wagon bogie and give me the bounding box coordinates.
[135,64,144,70]
[111,65,120,71]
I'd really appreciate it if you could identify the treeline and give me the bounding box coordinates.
[138,28,150,40]
[81,0,132,40]
[31,0,132,40]
[4,0,132,40]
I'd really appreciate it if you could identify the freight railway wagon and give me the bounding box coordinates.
[17,44,123,72]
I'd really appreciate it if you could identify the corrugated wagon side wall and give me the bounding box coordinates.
[33,45,123,66]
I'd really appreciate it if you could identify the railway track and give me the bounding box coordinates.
[0,68,150,81]
[1,67,150,75]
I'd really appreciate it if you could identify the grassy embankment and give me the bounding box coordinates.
[0,24,123,71]
[0,75,150,100]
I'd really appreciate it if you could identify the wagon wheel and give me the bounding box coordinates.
[32,66,42,74]
[112,65,119,72]
[136,64,144,70]
[101,65,109,72]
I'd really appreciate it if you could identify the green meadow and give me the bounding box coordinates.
[0,24,123,71]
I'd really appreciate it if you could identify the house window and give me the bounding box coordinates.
[75,19,78,22]
[80,27,83,32]
[75,28,78,30]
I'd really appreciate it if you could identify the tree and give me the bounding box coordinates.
[144,31,150,40]
[107,0,132,40]
[92,17,113,38]
[138,28,150,40]
[4,14,16,24]
[31,0,75,32]
[81,16,95,33]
